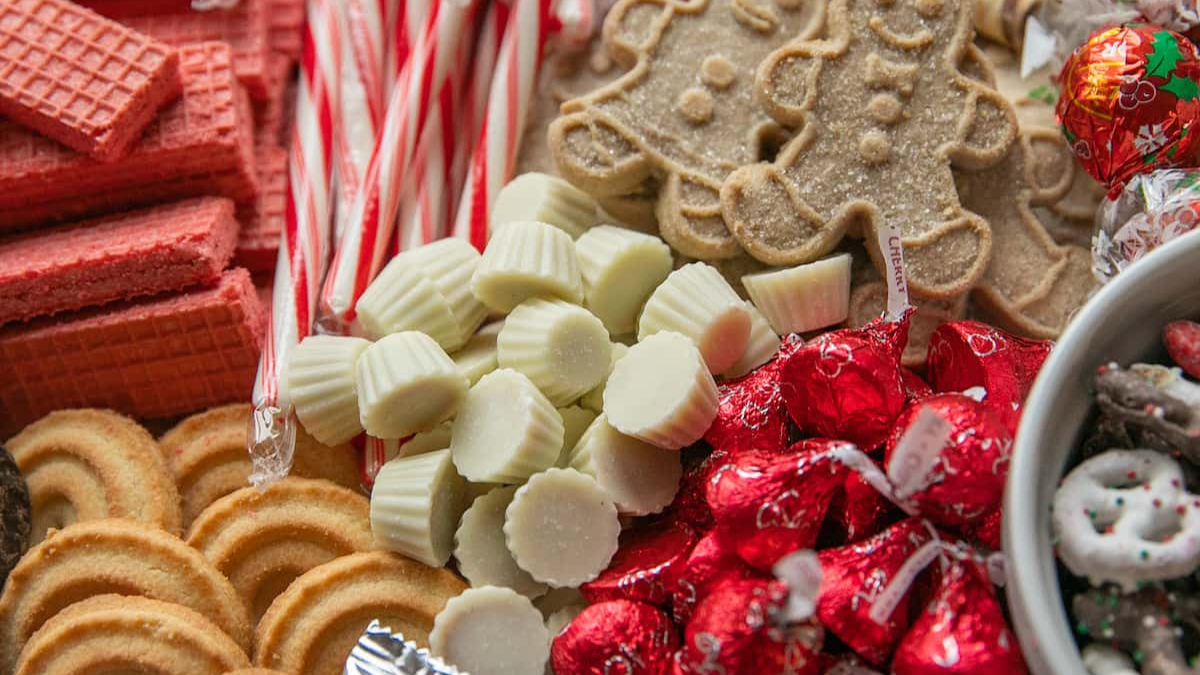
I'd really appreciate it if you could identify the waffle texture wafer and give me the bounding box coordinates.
[0,0,182,160]
[0,197,238,326]
[235,146,286,271]
[74,0,192,17]
[0,41,257,231]
[122,0,271,100]
[253,53,292,149]
[269,0,303,59]
[0,268,266,436]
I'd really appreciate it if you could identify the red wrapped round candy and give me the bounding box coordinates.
[659,449,728,532]
[551,600,678,675]
[825,457,898,545]
[884,394,1013,529]
[1057,24,1200,195]
[778,318,909,450]
[581,522,698,608]
[672,530,762,623]
[704,360,789,455]
[901,368,933,402]
[676,579,823,675]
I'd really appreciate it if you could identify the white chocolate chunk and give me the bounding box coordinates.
[492,172,598,239]
[638,262,750,374]
[288,335,371,445]
[533,587,586,618]
[472,221,583,313]
[575,225,673,335]
[451,321,503,386]
[430,586,550,675]
[545,605,584,639]
[504,468,620,587]
[397,422,453,458]
[604,331,719,449]
[567,413,682,515]
[742,253,852,334]
[722,302,781,379]
[454,486,549,598]
[579,342,630,413]
[392,239,490,349]
[371,449,470,567]
[451,369,565,483]
[498,298,612,405]
[354,258,460,347]
[557,406,598,467]
[356,332,469,438]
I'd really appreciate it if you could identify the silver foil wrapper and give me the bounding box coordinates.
[344,620,467,675]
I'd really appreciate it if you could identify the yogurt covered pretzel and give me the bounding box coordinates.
[1053,449,1200,589]
[1074,586,1198,675]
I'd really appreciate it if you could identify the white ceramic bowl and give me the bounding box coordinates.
[1004,230,1200,675]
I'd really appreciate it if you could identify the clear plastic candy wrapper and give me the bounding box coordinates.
[344,620,465,675]
[247,405,297,489]
[1094,168,1200,283]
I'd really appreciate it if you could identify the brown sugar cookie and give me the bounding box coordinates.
[549,0,824,260]
[186,478,373,622]
[224,671,289,675]
[721,0,1019,298]
[255,551,467,675]
[0,518,252,673]
[159,404,361,527]
[13,594,250,675]
[848,280,967,367]
[955,127,1096,338]
[6,409,181,544]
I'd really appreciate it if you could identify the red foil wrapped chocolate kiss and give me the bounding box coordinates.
[552,600,678,675]
[672,529,763,623]
[704,360,789,456]
[581,522,698,609]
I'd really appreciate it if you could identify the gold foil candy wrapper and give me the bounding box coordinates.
[344,620,466,675]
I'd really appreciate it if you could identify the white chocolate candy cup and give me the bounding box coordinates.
[492,172,598,239]
[575,225,673,335]
[453,486,549,598]
[288,335,372,445]
[498,298,612,406]
[504,468,620,587]
[568,413,682,515]
[533,587,586,618]
[397,422,453,459]
[450,369,565,483]
[370,449,470,567]
[430,586,550,675]
[556,406,598,467]
[356,332,469,439]
[603,331,719,449]
[579,342,630,413]
[354,257,460,347]
[451,321,503,386]
[742,253,852,334]
[471,221,583,313]
[722,302,781,379]
[393,238,490,349]
[638,262,750,374]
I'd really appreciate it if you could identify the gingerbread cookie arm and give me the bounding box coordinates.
[658,172,740,260]
[1073,587,1197,675]
[550,111,654,197]
[1023,127,1076,205]
[603,0,677,65]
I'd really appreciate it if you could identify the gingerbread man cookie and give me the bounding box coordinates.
[549,0,824,259]
[721,0,1018,298]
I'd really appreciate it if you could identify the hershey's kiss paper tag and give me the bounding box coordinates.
[773,550,823,622]
[887,407,953,501]
[872,218,911,322]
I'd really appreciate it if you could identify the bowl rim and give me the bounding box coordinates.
[1003,229,1200,675]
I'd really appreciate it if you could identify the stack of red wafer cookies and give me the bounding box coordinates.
[0,0,300,434]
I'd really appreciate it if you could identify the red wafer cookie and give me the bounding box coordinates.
[253,53,293,150]
[0,268,266,436]
[74,0,192,17]
[0,41,257,231]
[269,0,304,60]
[0,0,181,161]
[0,197,238,326]
[234,146,286,272]
[122,0,272,100]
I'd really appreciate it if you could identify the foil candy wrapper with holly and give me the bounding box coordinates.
[344,620,465,675]
[1093,167,1200,280]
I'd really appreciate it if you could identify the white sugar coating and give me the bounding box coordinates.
[580,342,631,413]
[471,221,583,313]
[392,238,490,349]
[492,172,599,239]
[498,298,612,405]
[742,253,852,334]
[556,406,598,467]
[288,334,372,445]
[604,331,719,449]
[575,225,673,335]
[451,321,503,386]
[722,302,781,379]
[371,449,470,567]
[638,262,750,374]
[454,486,549,598]
[567,413,682,515]
[504,468,620,587]
[354,256,460,348]
[451,369,565,483]
[430,586,550,675]
[397,422,453,459]
[356,332,469,439]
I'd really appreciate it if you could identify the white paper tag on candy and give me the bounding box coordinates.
[772,550,824,622]
[887,407,953,500]
[873,218,911,321]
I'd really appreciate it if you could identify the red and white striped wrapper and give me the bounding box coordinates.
[334,0,390,207]
[450,0,554,250]
[318,0,482,330]
[250,0,344,486]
